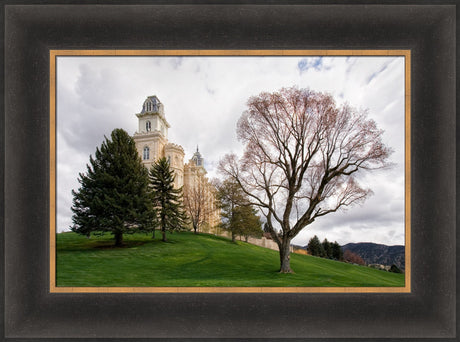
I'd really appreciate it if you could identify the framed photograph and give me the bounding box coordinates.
[3,2,456,340]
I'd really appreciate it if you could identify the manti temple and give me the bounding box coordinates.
[132,95,220,232]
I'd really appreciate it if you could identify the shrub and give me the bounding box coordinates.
[343,250,366,265]
[389,264,403,273]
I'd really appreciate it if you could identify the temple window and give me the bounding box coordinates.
[143,146,150,160]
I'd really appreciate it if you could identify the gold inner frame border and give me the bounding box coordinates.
[49,49,411,294]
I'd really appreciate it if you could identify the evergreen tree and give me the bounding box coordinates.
[216,178,249,242]
[389,264,403,273]
[71,128,155,246]
[331,241,343,260]
[149,157,188,242]
[322,238,333,259]
[307,235,325,257]
[235,206,263,242]
[263,222,271,233]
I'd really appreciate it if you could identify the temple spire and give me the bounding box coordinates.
[192,145,203,167]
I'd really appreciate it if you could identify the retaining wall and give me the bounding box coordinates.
[215,230,293,252]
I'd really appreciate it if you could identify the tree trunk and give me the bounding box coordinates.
[115,231,123,247]
[231,231,236,242]
[161,214,167,241]
[279,238,293,273]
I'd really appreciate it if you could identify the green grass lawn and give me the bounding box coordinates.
[56,231,405,287]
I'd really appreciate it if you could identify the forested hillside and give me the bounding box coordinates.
[341,243,405,270]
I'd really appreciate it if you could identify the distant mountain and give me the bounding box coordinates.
[341,243,405,270]
[292,244,307,251]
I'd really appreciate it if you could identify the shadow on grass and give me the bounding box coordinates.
[94,241,148,249]
[198,232,243,245]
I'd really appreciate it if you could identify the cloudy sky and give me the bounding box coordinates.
[56,54,406,246]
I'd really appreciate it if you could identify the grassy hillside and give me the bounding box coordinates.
[56,231,405,287]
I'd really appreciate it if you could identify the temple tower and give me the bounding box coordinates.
[133,95,184,187]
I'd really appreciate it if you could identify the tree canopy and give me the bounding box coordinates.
[71,128,155,246]
[219,86,392,273]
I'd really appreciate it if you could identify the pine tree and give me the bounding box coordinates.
[322,238,333,259]
[331,241,343,260]
[216,178,249,242]
[71,129,155,246]
[234,206,263,242]
[149,157,188,242]
[307,235,325,257]
[389,264,403,273]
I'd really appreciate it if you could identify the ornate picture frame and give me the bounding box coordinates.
[3,3,456,340]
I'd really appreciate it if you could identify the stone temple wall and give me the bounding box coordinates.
[215,230,293,252]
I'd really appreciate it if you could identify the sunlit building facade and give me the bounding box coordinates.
[133,95,220,232]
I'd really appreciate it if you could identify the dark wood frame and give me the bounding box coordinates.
[2,2,456,340]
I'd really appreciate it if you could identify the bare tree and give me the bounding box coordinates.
[183,176,217,234]
[343,250,366,265]
[219,87,392,273]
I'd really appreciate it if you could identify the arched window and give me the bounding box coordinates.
[146,121,151,132]
[143,146,150,160]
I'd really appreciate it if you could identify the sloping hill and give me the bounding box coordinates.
[56,231,405,287]
[342,243,405,270]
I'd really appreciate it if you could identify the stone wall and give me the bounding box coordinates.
[246,236,280,251]
[215,230,293,253]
